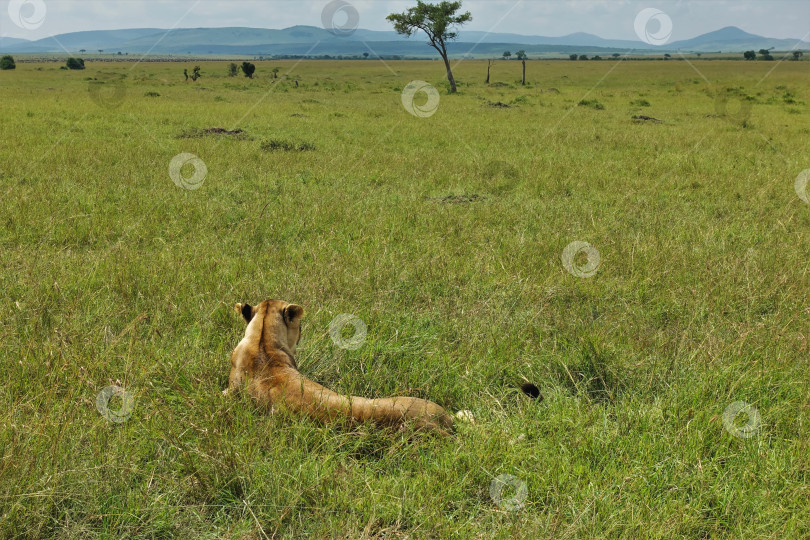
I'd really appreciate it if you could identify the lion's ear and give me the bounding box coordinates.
[283,304,305,326]
[235,303,254,323]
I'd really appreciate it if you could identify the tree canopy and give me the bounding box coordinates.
[387,1,472,93]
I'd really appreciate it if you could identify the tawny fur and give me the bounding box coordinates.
[226,299,454,435]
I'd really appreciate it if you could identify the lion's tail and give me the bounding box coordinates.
[454,382,542,424]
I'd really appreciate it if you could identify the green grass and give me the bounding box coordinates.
[1,58,809,538]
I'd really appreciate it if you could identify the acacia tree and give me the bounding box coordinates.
[387,1,472,93]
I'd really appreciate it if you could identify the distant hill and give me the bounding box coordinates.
[0,25,806,56]
[0,36,30,47]
[667,26,801,52]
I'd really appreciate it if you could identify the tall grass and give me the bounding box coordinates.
[0,58,808,538]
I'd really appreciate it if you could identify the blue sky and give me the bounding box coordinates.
[2,0,809,41]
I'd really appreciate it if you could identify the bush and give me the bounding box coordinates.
[241,62,256,79]
[228,63,238,77]
[0,55,15,70]
[578,99,605,110]
[66,57,85,70]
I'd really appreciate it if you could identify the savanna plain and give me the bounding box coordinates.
[1,57,809,538]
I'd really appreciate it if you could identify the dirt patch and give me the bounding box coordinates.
[203,127,245,136]
[260,139,316,152]
[632,115,662,124]
[178,127,252,139]
[426,194,485,204]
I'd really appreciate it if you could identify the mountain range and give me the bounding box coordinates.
[0,25,806,57]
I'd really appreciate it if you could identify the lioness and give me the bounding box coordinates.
[226,299,455,434]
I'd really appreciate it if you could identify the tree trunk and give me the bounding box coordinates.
[486,60,492,84]
[522,59,526,85]
[441,50,457,93]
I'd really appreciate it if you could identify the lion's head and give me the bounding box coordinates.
[228,299,305,393]
[235,299,305,356]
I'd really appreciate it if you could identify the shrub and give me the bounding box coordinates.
[241,62,256,79]
[0,55,15,70]
[66,57,85,70]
